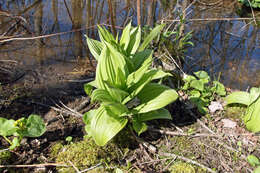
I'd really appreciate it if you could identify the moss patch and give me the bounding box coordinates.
[169,161,207,173]
[0,150,11,165]
[50,129,135,173]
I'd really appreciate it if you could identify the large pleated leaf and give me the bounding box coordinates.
[132,49,153,70]
[83,109,96,137]
[97,25,116,44]
[243,98,260,133]
[127,53,153,87]
[84,80,97,96]
[137,108,172,121]
[225,91,250,106]
[90,106,128,146]
[86,36,103,60]
[135,83,178,113]
[91,89,114,103]
[120,22,131,50]
[103,102,129,117]
[127,26,141,55]
[96,45,127,90]
[249,87,260,105]
[139,24,165,51]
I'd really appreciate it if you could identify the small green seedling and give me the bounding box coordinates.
[0,114,46,150]
[65,136,73,144]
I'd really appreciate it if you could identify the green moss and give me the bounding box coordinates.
[0,150,11,165]
[50,142,63,159]
[224,105,246,121]
[169,161,207,173]
[170,136,193,156]
[170,162,196,173]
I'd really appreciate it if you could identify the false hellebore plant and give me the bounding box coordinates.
[84,23,178,146]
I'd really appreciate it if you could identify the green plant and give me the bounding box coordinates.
[182,71,226,114]
[225,87,260,133]
[84,23,178,146]
[247,155,260,173]
[65,136,73,144]
[0,114,46,149]
[238,0,260,8]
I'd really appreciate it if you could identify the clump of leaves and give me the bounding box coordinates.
[143,15,193,71]
[247,155,260,173]
[0,114,46,149]
[225,87,260,133]
[238,0,260,8]
[84,23,178,146]
[181,71,226,114]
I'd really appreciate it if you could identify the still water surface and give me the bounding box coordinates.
[0,0,259,89]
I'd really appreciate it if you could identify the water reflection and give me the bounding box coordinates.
[0,0,259,89]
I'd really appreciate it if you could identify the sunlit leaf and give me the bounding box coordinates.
[243,98,260,133]
[132,119,147,136]
[127,26,141,55]
[190,80,204,91]
[247,155,260,167]
[139,24,165,51]
[90,106,128,146]
[225,91,250,106]
[22,115,46,137]
[120,22,131,50]
[0,118,17,137]
[84,80,97,96]
[91,88,114,103]
[86,36,103,60]
[135,83,178,113]
[137,108,172,121]
[132,49,153,70]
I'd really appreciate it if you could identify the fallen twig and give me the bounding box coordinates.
[0,163,69,168]
[159,152,216,173]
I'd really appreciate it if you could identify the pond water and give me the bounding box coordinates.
[0,0,259,90]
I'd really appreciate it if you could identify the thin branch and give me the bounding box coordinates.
[79,163,102,173]
[68,161,80,173]
[159,152,216,173]
[162,17,254,23]
[0,163,69,168]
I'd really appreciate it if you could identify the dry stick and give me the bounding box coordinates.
[149,128,221,138]
[0,163,69,168]
[196,0,223,6]
[159,152,216,173]
[130,128,215,173]
[162,17,253,23]
[137,0,141,25]
[0,24,98,43]
[79,163,102,173]
[246,0,257,25]
[69,161,80,173]
[59,101,84,118]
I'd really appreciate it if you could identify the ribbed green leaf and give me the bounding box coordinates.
[91,89,114,103]
[84,80,97,96]
[132,49,153,70]
[127,26,141,55]
[90,106,128,146]
[137,108,172,121]
[132,119,147,136]
[103,102,129,117]
[139,24,165,51]
[120,22,131,50]
[86,36,103,60]
[244,98,260,133]
[135,83,178,113]
[225,91,250,106]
